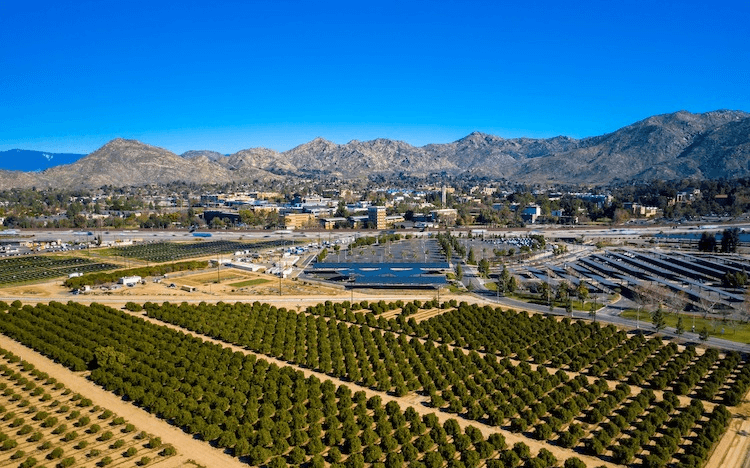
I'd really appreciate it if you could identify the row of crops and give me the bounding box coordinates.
[135,300,745,467]
[0,301,592,468]
[0,256,117,286]
[293,300,750,405]
[111,239,280,262]
[0,346,174,468]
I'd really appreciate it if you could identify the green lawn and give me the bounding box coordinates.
[620,309,750,344]
[503,291,604,312]
[229,278,271,288]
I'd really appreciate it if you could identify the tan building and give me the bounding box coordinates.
[320,217,348,230]
[430,208,458,225]
[248,205,282,213]
[283,213,316,229]
[368,206,387,229]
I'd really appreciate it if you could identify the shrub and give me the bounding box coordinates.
[563,458,586,468]
[160,445,176,456]
[17,424,33,435]
[1,438,18,450]
[148,437,162,449]
[52,424,67,435]
[19,457,38,468]
[47,447,64,459]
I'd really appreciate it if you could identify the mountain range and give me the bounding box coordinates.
[1,110,748,190]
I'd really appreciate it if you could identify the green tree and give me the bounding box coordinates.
[652,305,666,334]
[563,458,587,468]
[478,258,490,277]
[556,281,571,305]
[698,232,717,252]
[467,248,476,264]
[721,227,741,253]
[575,282,589,304]
[699,325,710,342]
[675,315,685,341]
[508,276,517,293]
[537,282,550,303]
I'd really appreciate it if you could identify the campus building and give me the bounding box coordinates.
[368,206,387,229]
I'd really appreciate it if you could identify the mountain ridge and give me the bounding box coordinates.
[1,110,748,189]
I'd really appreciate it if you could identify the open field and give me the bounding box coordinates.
[229,278,271,288]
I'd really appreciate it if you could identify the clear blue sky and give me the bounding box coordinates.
[2,0,748,155]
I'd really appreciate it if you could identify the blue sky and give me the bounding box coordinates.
[1,0,748,155]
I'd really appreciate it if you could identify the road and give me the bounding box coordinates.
[462,261,750,353]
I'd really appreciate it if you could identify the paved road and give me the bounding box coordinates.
[465,267,750,353]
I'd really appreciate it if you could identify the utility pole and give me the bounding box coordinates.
[279,250,282,296]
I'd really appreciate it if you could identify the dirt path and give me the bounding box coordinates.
[705,402,750,468]
[0,334,246,468]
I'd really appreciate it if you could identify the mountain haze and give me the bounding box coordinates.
[1,110,748,189]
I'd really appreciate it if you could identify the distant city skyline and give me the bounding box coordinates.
[1,0,748,155]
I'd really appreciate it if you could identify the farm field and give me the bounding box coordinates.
[0,256,117,286]
[0,345,177,468]
[0,299,747,468]
[109,240,282,263]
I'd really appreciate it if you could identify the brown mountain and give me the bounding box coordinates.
[0,139,279,190]
[2,110,748,189]
[180,150,226,161]
[515,110,750,183]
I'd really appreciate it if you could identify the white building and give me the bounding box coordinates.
[118,276,142,286]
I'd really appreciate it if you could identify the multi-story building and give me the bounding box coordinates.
[367,206,387,229]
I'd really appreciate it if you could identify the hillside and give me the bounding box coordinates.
[2,110,748,189]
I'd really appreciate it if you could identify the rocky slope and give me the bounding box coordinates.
[2,110,748,189]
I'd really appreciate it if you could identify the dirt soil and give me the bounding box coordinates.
[0,334,246,468]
